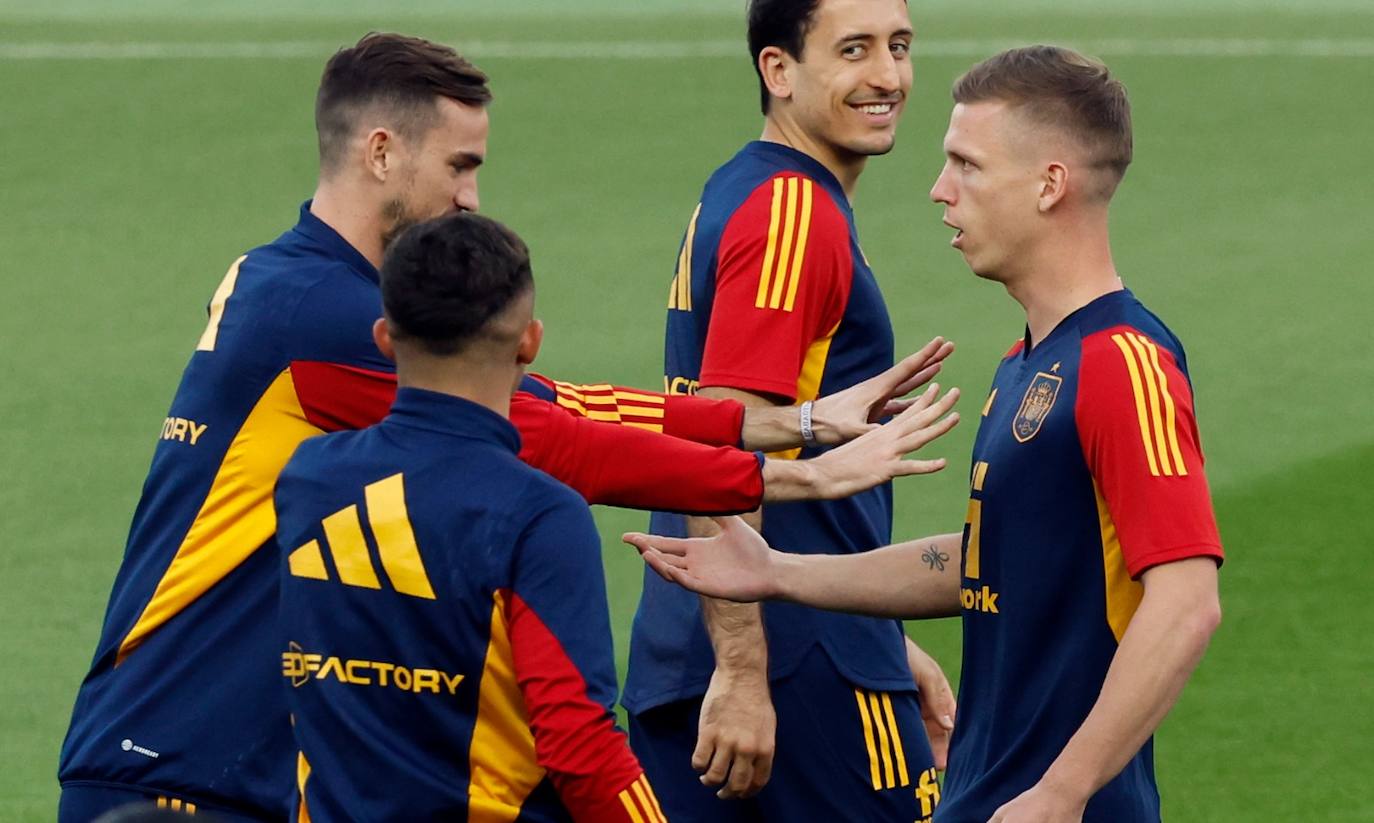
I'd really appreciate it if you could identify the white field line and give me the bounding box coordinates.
[1,38,1373,61]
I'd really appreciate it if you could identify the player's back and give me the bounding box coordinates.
[59,204,391,820]
[276,387,659,822]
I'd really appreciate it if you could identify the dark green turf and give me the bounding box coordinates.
[2,3,1372,820]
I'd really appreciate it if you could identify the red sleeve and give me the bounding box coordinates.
[506,592,667,823]
[511,393,762,515]
[536,374,745,447]
[700,175,852,401]
[1076,328,1224,577]
[290,360,396,431]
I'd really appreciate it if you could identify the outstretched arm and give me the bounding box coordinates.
[759,383,960,502]
[625,517,964,620]
[740,338,954,451]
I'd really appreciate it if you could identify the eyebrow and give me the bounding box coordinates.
[835,26,914,45]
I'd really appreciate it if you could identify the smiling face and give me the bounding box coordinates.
[379,96,489,249]
[929,100,1049,282]
[774,0,914,167]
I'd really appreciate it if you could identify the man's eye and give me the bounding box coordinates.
[842,44,865,58]
[891,42,910,57]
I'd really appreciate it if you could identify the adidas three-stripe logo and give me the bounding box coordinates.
[287,473,436,599]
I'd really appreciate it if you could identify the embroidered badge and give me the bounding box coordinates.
[1012,371,1063,443]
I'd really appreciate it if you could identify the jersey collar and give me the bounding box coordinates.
[1021,288,1134,358]
[290,200,380,285]
[386,387,522,454]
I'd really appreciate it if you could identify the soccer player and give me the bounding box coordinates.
[57,32,957,822]
[275,212,667,821]
[627,46,1225,823]
[625,1,954,820]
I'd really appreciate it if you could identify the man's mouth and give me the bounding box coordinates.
[856,102,894,115]
[943,218,964,248]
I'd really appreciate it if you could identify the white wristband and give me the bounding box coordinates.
[800,400,818,447]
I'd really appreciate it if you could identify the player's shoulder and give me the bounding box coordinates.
[1077,289,1189,369]
[708,143,850,232]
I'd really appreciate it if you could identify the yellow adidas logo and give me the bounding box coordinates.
[287,473,435,599]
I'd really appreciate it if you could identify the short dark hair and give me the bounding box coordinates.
[747,0,824,115]
[953,45,1133,197]
[315,32,491,173]
[380,213,533,356]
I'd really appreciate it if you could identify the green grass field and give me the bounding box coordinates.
[3,1,1372,820]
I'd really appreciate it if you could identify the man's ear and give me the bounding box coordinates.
[759,46,794,105]
[1037,161,1070,212]
[364,127,394,183]
[517,318,543,367]
[373,317,396,362]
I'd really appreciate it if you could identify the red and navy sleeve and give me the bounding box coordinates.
[525,373,746,447]
[507,488,669,823]
[285,272,399,431]
[1076,327,1225,577]
[700,174,852,401]
[510,393,762,515]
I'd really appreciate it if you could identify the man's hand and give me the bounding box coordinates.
[694,665,776,799]
[809,337,954,445]
[904,636,956,770]
[625,515,778,603]
[987,781,1087,823]
[806,383,960,499]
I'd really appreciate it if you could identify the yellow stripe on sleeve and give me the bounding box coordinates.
[613,390,666,405]
[755,178,786,308]
[769,178,800,309]
[638,776,668,823]
[618,788,647,823]
[1126,334,1174,476]
[1138,335,1189,476]
[1110,334,1162,476]
[631,778,664,823]
[321,505,381,590]
[782,178,814,312]
[365,474,436,600]
[854,688,883,790]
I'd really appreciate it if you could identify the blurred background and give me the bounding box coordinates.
[2,1,1371,819]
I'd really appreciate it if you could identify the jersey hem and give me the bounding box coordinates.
[1127,542,1224,579]
[697,372,800,403]
[59,779,276,820]
[622,642,915,715]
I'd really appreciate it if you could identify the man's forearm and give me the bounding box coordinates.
[692,512,770,671]
[771,533,963,619]
[1037,558,1221,803]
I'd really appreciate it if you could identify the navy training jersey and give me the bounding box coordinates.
[939,290,1224,822]
[59,200,765,818]
[627,141,908,712]
[276,388,664,823]
[60,203,398,819]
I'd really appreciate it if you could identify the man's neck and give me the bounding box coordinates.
[310,182,385,270]
[1006,225,1122,349]
[759,119,865,200]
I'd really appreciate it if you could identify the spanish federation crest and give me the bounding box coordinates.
[1012,371,1063,443]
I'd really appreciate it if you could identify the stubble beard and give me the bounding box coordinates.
[379,196,422,252]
